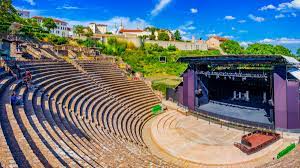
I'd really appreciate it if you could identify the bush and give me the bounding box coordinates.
[167,45,177,51]
[158,32,170,41]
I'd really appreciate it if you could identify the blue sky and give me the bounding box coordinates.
[14,0,300,52]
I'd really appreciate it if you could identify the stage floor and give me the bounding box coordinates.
[147,110,285,167]
[197,101,273,127]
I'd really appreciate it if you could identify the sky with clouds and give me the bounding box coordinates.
[14,0,300,52]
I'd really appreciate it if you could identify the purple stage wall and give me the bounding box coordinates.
[274,73,300,130]
[183,70,195,110]
[274,73,288,129]
[177,86,183,105]
[287,81,300,129]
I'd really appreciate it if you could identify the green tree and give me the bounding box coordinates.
[42,18,57,32]
[296,48,300,56]
[174,30,182,41]
[245,43,275,55]
[73,25,85,37]
[273,45,292,56]
[220,40,244,54]
[158,31,170,41]
[245,43,292,56]
[84,27,93,38]
[0,0,21,32]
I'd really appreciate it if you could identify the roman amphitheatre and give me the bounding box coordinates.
[0,1,300,166]
[0,35,299,168]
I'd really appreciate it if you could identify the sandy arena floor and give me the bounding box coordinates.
[143,109,293,168]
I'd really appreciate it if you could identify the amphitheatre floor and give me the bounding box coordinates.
[143,109,293,168]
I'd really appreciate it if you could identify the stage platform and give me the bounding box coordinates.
[197,101,273,128]
[146,110,285,167]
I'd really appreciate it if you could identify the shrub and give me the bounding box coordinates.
[167,45,177,51]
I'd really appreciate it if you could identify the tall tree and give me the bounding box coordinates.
[73,25,85,37]
[174,30,182,41]
[42,18,57,32]
[0,0,20,32]
[297,48,300,56]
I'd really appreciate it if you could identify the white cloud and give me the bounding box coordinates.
[56,5,80,10]
[259,37,300,44]
[239,30,248,33]
[240,41,252,47]
[278,0,300,10]
[190,8,198,14]
[248,14,265,22]
[151,0,172,16]
[260,0,300,11]
[14,6,41,16]
[171,21,197,40]
[224,15,236,20]
[291,12,297,17]
[238,20,246,23]
[178,21,196,30]
[224,35,234,39]
[206,32,223,37]
[23,0,35,6]
[259,4,276,11]
[275,14,286,19]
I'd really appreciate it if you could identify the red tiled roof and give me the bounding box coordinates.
[119,29,144,33]
[32,16,67,24]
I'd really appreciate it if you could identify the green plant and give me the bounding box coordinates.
[42,18,57,32]
[158,31,170,41]
[174,30,182,41]
[220,40,244,54]
[73,25,85,37]
[167,45,177,51]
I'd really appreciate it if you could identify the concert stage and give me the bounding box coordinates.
[167,55,300,131]
[197,101,273,128]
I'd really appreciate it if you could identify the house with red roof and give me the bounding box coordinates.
[118,29,151,38]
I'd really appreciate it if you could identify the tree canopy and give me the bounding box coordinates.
[84,27,94,38]
[297,48,300,56]
[73,25,85,37]
[42,18,57,32]
[245,43,292,56]
[220,40,244,54]
[0,0,21,32]
[174,30,182,41]
[158,32,170,41]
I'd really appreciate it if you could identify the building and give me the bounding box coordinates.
[167,55,300,132]
[32,16,71,37]
[206,36,228,50]
[145,40,208,51]
[17,10,30,19]
[118,29,151,38]
[88,23,108,34]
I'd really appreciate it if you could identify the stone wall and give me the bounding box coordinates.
[145,40,208,51]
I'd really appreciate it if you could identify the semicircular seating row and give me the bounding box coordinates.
[0,60,175,167]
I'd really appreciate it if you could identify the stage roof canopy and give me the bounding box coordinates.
[177,55,298,65]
